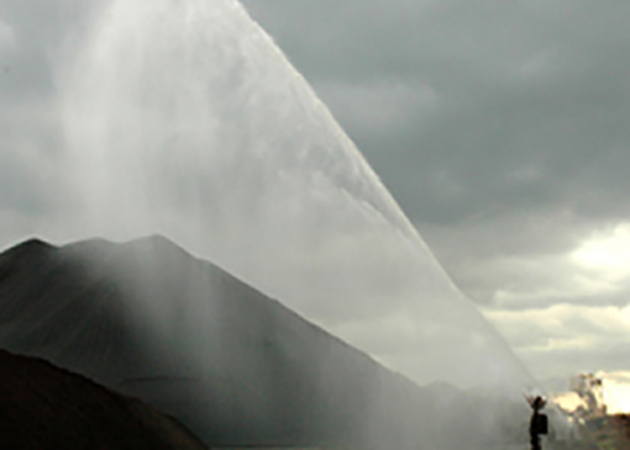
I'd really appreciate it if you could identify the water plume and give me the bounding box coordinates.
[26,4,559,448]
[54,0,532,390]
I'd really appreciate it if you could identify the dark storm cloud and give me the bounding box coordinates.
[243,0,630,233]
[417,209,613,306]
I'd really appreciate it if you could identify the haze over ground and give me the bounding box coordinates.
[1,0,630,391]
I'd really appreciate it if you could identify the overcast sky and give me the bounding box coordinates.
[2,0,630,386]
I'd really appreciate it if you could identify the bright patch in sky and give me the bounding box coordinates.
[553,391,586,413]
[602,372,630,414]
[572,224,630,279]
[553,372,630,415]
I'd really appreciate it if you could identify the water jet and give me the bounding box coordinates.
[18,0,549,446]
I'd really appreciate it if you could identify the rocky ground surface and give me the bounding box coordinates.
[0,348,207,449]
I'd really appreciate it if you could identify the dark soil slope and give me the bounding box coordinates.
[0,348,207,450]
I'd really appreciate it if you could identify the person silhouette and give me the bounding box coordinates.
[529,396,547,450]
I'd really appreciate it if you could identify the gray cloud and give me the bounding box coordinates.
[242,1,630,258]
[486,303,630,378]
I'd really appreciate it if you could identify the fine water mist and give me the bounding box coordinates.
[37,1,551,446]
[55,0,531,389]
